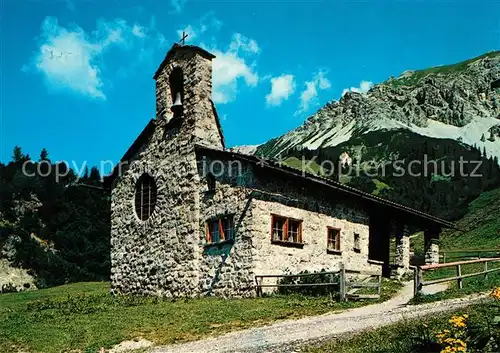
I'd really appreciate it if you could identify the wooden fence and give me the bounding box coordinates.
[254,270,340,298]
[413,257,500,296]
[255,264,382,301]
[341,266,383,300]
[440,249,500,263]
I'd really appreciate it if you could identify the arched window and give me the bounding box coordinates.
[169,67,184,116]
[134,173,157,221]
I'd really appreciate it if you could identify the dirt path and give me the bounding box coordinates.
[150,282,488,353]
[421,282,449,295]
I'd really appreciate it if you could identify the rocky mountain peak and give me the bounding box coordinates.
[256,51,500,159]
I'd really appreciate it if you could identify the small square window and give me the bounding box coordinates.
[222,217,235,240]
[287,220,301,243]
[272,216,286,241]
[271,215,302,244]
[327,227,341,252]
[206,215,234,244]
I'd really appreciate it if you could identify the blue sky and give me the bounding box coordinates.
[1,0,499,174]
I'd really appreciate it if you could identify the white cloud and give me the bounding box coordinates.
[174,17,258,105]
[175,12,221,46]
[24,16,165,99]
[176,25,197,42]
[94,18,133,48]
[266,74,296,107]
[317,72,331,90]
[132,24,146,38]
[342,80,373,96]
[170,0,187,13]
[299,82,318,111]
[149,16,168,48]
[229,33,259,54]
[28,17,106,99]
[295,71,331,115]
[212,50,259,104]
[210,33,260,104]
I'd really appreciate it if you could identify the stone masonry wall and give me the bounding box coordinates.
[196,156,381,296]
[155,48,223,150]
[110,126,202,297]
[197,177,256,297]
[251,199,373,278]
[111,47,222,297]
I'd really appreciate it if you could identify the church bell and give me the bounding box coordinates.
[171,91,183,114]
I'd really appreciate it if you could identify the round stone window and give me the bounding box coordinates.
[134,173,157,221]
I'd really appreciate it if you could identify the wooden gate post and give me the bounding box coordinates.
[484,261,489,281]
[255,276,262,297]
[413,266,423,297]
[339,263,346,302]
[456,264,463,289]
[377,271,382,297]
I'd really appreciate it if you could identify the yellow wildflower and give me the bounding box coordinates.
[491,287,500,300]
[449,315,467,328]
[437,314,469,353]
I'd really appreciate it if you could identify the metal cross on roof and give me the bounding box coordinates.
[179,31,188,45]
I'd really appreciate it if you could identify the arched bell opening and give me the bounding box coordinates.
[169,67,184,118]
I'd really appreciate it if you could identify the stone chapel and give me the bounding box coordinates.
[107,43,454,297]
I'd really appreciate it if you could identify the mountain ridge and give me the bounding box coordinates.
[255,50,500,161]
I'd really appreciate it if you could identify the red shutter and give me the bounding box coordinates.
[206,222,211,243]
[219,218,225,240]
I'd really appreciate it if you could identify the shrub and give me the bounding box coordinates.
[277,269,340,297]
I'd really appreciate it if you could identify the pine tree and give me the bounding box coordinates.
[12,146,24,162]
[39,148,49,161]
[480,133,486,142]
[83,166,89,180]
[89,167,101,182]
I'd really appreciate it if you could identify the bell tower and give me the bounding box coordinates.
[153,43,224,150]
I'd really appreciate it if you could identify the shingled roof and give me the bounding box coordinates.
[195,145,456,229]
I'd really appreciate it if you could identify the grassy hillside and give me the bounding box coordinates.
[387,50,500,87]
[410,187,500,259]
[0,281,401,353]
[440,187,500,250]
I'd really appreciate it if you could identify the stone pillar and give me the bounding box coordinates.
[424,228,440,265]
[392,223,410,278]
